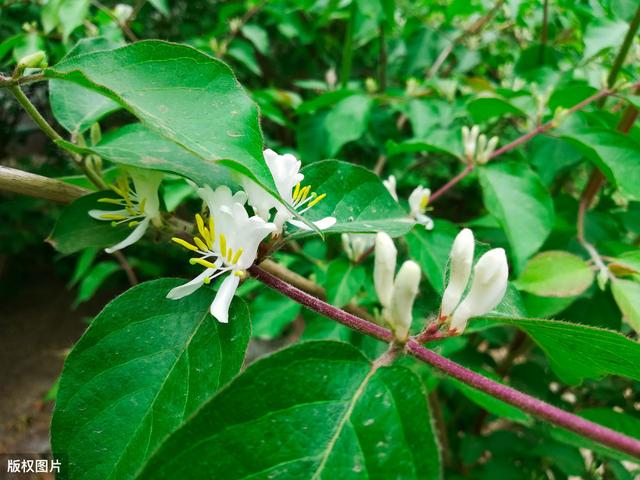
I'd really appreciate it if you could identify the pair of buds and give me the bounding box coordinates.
[462,126,499,165]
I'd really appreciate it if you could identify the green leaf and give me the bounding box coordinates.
[497,317,640,385]
[611,279,640,331]
[478,162,554,271]
[250,289,301,340]
[45,41,277,196]
[583,17,629,59]
[48,191,132,254]
[51,278,251,480]
[467,96,527,123]
[41,0,90,40]
[50,37,122,134]
[295,160,415,237]
[78,123,234,188]
[73,260,120,307]
[386,127,462,159]
[325,259,366,307]
[324,94,372,156]
[516,251,594,297]
[550,408,640,462]
[559,128,640,201]
[406,220,459,293]
[137,341,441,479]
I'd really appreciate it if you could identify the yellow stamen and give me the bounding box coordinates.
[139,197,147,214]
[98,198,123,205]
[195,214,210,245]
[203,276,211,284]
[189,257,217,269]
[100,213,127,221]
[193,236,208,252]
[219,233,227,257]
[227,248,233,262]
[208,215,215,241]
[292,182,301,202]
[307,192,326,208]
[299,185,311,203]
[419,194,429,211]
[171,237,199,252]
[233,270,245,277]
[232,248,243,264]
[128,221,139,228]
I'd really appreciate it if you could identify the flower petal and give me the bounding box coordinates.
[105,217,150,253]
[210,274,240,323]
[288,216,336,231]
[166,267,216,300]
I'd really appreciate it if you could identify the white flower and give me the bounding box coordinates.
[374,232,421,341]
[243,149,336,235]
[342,233,375,262]
[389,260,421,341]
[440,228,475,317]
[89,167,162,253]
[448,247,509,333]
[383,175,398,201]
[408,185,434,230]
[167,185,276,323]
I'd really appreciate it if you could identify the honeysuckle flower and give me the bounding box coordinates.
[408,185,434,230]
[389,260,421,341]
[440,228,475,317]
[342,233,375,262]
[383,175,398,201]
[374,232,421,341]
[374,232,397,309]
[89,168,162,253]
[461,125,498,165]
[167,185,276,323]
[243,149,336,235]
[445,245,509,334]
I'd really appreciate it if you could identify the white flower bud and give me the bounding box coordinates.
[383,175,398,201]
[390,260,421,341]
[114,4,133,22]
[325,68,337,89]
[462,125,480,161]
[440,228,474,317]
[450,248,508,333]
[374,232,397,308]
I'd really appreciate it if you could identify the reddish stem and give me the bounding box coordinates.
[429,164,473,203]
[249,264,640,459]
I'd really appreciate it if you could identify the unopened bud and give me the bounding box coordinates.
[325,68,337,89]
[90,122,102,146]
[114,4,133,22]
[450,248,508,333]
[365,77,377,93]
[551,107,569,128]
[440,228,474,317]
[383,175,398,201]
[374,232,397,308]
[17,50,47,71]
[390,260,421,341]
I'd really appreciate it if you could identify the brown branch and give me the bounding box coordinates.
[0,166,89,203]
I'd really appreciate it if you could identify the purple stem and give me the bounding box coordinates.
[249,264,640,459]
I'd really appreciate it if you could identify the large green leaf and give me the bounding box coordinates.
[80,123,234,188]
[515,251,594,298]
[48,191,131,254]
[137,341,441,479]
[325,258,366,307]
[497,317,640,385]
[51,279,251,480]
[294,160,415,237]
[49,37,122,134]
[45,40,276,195]
[560,128,640,201]
[467,96,527,123]
[478,162,554,272]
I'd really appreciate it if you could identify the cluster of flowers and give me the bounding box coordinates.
[90,149,508,334]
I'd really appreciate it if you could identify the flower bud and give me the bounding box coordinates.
[450,248,508,333]
[383,175,398,201]
[114,4,133,22]
[374,232,397,308]
[17,50,47,70]
[390,260,421,341]
[440,228,474,317]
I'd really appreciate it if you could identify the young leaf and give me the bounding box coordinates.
[515,251,594,298]
[48,191,131,254]
[137,341,441,479]
[51,279,251,480]
[294,160,415,237]
[478,162,554,272]
[45,41,277,196]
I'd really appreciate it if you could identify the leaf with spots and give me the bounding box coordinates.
[137,341,441,479]
[50,279,251,480]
